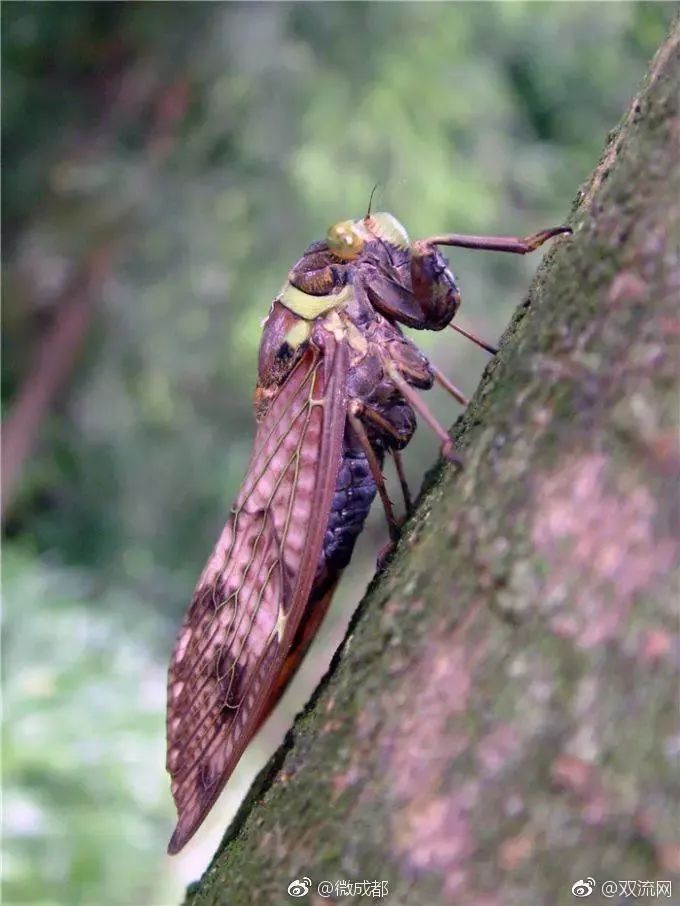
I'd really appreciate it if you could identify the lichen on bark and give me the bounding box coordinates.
[185,23,679,906]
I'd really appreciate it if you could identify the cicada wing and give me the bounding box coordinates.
[166,339,348,854]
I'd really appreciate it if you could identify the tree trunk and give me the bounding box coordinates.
[185,24,679,906]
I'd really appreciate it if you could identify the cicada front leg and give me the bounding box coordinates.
[363,238,495,348]
[408,238,462,331]
[415,223,572,353]
[421,225,572,255]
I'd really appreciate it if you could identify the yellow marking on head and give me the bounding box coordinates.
[327,219,365,259]
[366,212,410,249]
[279,282,352,320]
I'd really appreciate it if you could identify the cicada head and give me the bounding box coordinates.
[325,211,410,261]
[326,220,366,260]
[329,211,460,331]
[285,210,459,331]
[362,212,410,250]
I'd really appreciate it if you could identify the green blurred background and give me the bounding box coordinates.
[1,3,671,904]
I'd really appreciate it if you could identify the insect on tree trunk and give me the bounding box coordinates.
[182,22,679,906]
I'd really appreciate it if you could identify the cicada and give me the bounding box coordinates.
[166,211,569,852]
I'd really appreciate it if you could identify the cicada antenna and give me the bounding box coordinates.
[365,184,379,219]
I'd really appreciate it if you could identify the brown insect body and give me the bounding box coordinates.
[166,212,569,852]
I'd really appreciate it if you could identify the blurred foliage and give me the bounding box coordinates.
[2,545,167,906]
[1,3,671,904]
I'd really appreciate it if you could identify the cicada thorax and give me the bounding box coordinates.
[338,294,435,445]
[284,219,462,334]
[287,240,350,297]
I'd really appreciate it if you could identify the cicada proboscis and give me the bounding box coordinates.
[166,211,570,852]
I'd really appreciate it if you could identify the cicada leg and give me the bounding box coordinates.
[407,240,461,330]
[348,400,401,544]
[385,364,462,466]
[420,225,571,255]
[449,321,499,356]
[349,400,416,523]
[429,363,469,407]
[351,399,407,449]
[414,223,571,353]
[392,449,413,516]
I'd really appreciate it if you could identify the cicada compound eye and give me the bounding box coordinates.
[326,219,365,260]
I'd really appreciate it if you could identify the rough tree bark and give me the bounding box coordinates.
[185,25,679,906]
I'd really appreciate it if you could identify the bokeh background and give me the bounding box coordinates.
[2,3,672,904]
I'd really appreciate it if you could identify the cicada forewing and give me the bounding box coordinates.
[166,338,348,853]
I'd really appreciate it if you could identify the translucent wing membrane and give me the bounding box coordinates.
[166,339,347,853]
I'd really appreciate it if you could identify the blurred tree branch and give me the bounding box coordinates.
[185,21,679,905]
[1,246,114,521]
[1,58,189,525]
